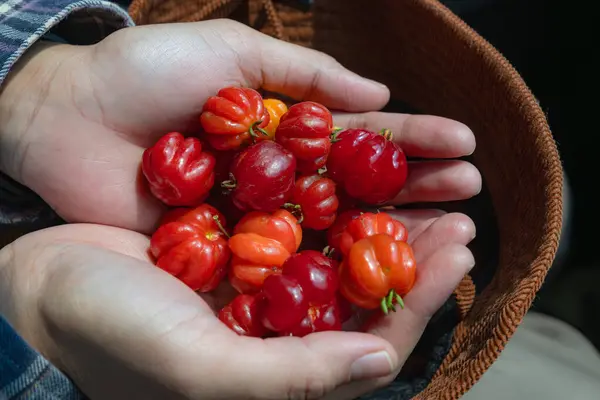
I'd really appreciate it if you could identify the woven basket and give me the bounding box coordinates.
[127,0,563,398]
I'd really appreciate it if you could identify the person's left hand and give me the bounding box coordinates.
[0,20,480,234]
[0,207,474,400]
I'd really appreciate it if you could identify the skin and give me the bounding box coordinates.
[0,19,480,400]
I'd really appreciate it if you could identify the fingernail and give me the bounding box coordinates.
[364,77,388,89]
[471,230,477,241]
[350,351,394,381]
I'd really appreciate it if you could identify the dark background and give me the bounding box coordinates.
[440,0,600,349]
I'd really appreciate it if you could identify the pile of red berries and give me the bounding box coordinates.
[141,86,416,338]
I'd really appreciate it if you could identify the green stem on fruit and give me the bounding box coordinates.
[395,292,405,309]
[380,289,404,315]
[379,128,393,141]
[380,297,389,315]
[221,173,237,190]
[317,166,327,175]
[330,127,343,143]
[212,215,230,238]
[387,289,394,305]
[322,246,335,258]
[283,203,304,224]
[249,120,269,139]
[384,290,393,313]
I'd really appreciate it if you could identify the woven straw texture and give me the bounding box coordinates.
[127,0,564,398]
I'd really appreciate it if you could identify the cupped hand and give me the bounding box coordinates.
[0,209,474,400]
[0,19,480,234]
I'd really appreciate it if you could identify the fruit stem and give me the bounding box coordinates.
[395,293,405,309]
[221,172,237,190]
[379,128,393,141]
[379,289,404,315]
[249,120,269,139]
[380,297,389,315]
[317,166,327,175]
[330,126,344,143]
[322,246,335,258]
[212,215,230,238]
[330,131,340,143]
[283,203,304,224]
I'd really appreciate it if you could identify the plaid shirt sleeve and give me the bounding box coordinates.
[1,2,134,399]
[0,315,84,399]
[0,0,134,85]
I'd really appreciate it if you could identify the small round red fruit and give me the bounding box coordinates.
[281,250,338,304]
[200,87,270,136]
[275,101,334,173]
[149,204,230,292]
[337,211,408,257]
[218,293,269,337]
[261,250,343,336]
[261,274,307,332]
[287,174,339,230]
[142,132,215,207]
[326,209,363,257]
[327,128,408,205]
[222,141,296,212]
[201,87,271,150]
[339,234,416,314]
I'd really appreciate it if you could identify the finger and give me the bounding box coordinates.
[380,208,446,243]
[392,160,482,205]
[328,244,475,399]
[251,27,390,111]
[212,331,399,399]
[409,212,476,263]
[376,244,475,350]
[333,112,476,158]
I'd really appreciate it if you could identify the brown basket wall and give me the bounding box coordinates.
[127,0,563,398]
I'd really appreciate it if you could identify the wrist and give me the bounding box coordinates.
[0,233,63,367]
[0,42,87,183]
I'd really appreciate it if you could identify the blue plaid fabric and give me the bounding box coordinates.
[0,0,133,85]
[0,316,84,399]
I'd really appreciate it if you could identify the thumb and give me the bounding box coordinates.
[212,331,398,399]
[242,22,390,112]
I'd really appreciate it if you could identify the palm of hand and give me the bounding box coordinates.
[16,22,261,233]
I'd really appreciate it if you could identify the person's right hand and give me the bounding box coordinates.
[0,209,474,400]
